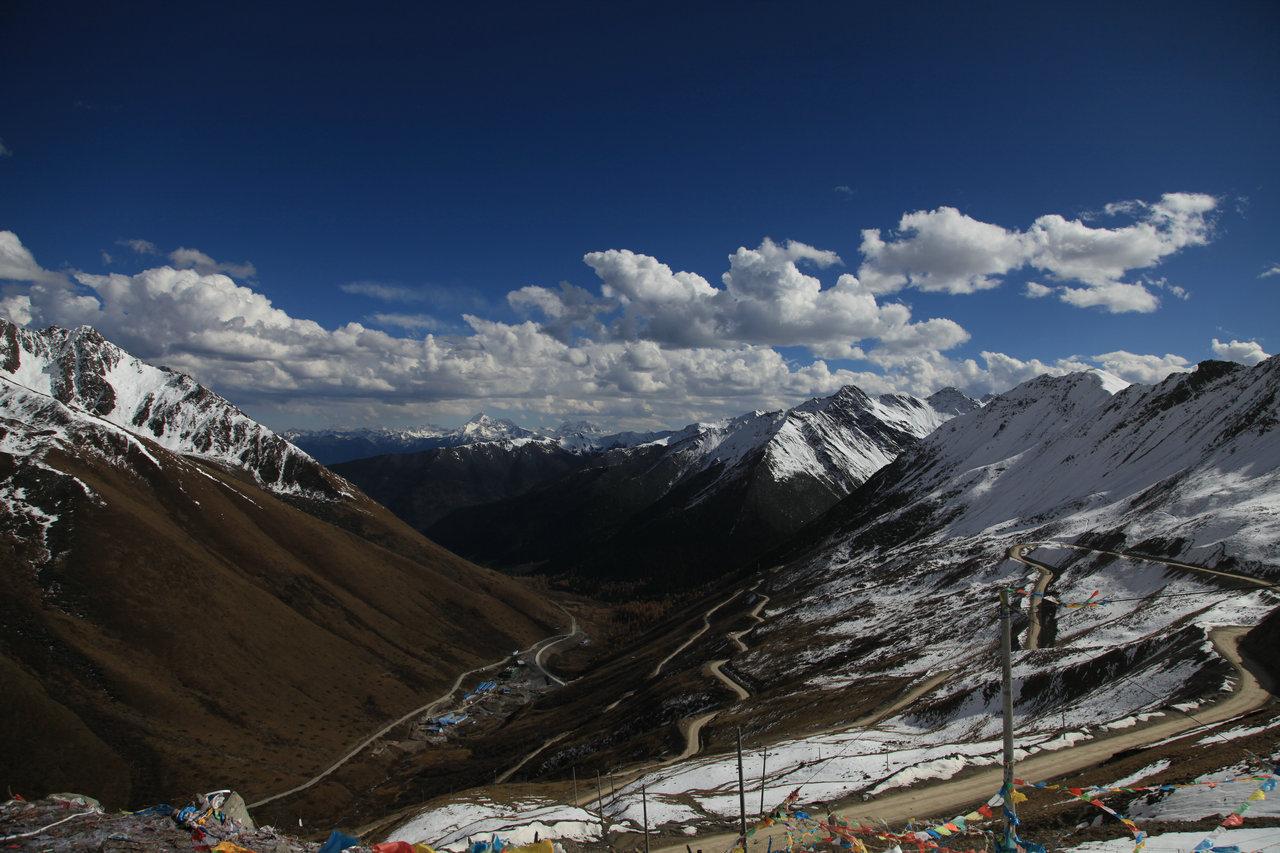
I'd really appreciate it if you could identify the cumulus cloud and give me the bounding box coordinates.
[1211,338,1270,365]
[1260,264,1280,279]
[563,238,968,362]
[509,281,614,344]
[859,206,1026,295]
[1090,350,1190,383]
[0,231,877,428]
[0,231,63,284]
[169,247,257,279]
[0,227,1219,431]
[857,192,1218,313]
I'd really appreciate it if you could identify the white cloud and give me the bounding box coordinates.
[858,206,1025,295]
[1260,264,1280,279]
[508,281,614,344]
[169,246,257,279]
[340,281,426,302]
[369,312,445,331]
[1058,280,1160,313]
[570,239,964,361]
[1211,338,1270,365]
[1,232,887,429]
[0,228,1219,432]
[1028,193,1216,287]
[1024,281,1051,298]
[118,238,159,255]
[0,231,63,284]
[856,193,1218,313]
[0,139,11,158]
[1090,350,1190,383]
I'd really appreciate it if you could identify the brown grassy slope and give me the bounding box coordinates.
[0,433,563,811]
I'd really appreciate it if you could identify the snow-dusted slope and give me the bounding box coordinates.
[370,360,1279,846]
[619,384,974,505]
[848,359,1280,568]
[728,358,1279,766]
[0,319,346,499]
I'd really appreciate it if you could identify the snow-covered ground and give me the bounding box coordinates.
[385,703,1278,850]
[1068,829,1279,852]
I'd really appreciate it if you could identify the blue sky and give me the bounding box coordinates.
[1,1,1277,432]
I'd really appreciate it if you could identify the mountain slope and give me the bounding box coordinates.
[0,322,563,814]
[400,359,1279,838]
[721,358,1280,757]
[337,386,975,592]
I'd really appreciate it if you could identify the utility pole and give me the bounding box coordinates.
[737,728,747,844]
[999,588,1018,853]
[596,771,606,843]
[642,784,650,853]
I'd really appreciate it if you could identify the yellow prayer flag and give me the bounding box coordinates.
[1011,791,1028,804]
[1248,790,1266,801]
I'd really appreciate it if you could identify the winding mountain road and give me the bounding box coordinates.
[251,605,582,810]
[654,543,1277,853]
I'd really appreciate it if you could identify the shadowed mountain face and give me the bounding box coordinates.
[0,321,563,810]
[335,387,976,595]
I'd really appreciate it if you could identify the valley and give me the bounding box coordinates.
[3,324,1278,853]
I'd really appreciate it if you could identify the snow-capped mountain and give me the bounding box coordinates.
[823,359,1279,567]
[430,357,1279,840]
[284,414,675,465]
[1,320,343,499]
[0,320,562,812]
[336,384,978,592]
[707,357,1280,790]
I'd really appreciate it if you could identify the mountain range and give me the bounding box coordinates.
[329,387,978,594]
[283,415,674,466]
[2,319,1278,846]
[377,355,1278,844]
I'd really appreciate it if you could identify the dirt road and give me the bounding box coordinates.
[251,610,580,810]
[654,534,1280,853]
[654,624,1269,853]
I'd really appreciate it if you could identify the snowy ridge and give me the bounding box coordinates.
[0,320,349,500]
[643,385,975,497]
[876,360,1280,566]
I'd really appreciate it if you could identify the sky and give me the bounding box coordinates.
[1,1,1277,433]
